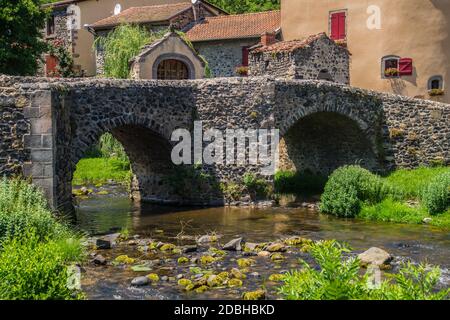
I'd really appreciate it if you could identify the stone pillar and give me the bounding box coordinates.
[22,90,56,209]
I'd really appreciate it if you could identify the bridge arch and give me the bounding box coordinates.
[52,83,196,213]
[275,82,384,175]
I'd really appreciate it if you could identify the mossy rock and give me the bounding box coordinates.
[237,258,255,268]
[217,271,229,282]
[268,274,285,282]
[207,275,220,287]
[210,247,227,256]
[270,253,284,262]
[178,278,192,287]
[230,268,246,279]
[96,190,109,195]
[114,255,135,264]
[242,289,266,300]
[160,243,176,252]
[147,273,159,282]
[284,236,313,247]
[228,278,243,288]
[200,255,216,265]
[195,285,209,294]
[178,257,190,264]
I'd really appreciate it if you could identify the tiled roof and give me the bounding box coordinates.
[251,33,329,53]
[90,3,192,29]
[186,10,281,42]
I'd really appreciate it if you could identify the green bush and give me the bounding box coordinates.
[320,166,390,218]
[278,240,449,300]
[421,172,450,215]
[95,24,165,79]
[0,178,70,242]
[0,230,84,300]
[242,173,272,199]
[274,170,327,195]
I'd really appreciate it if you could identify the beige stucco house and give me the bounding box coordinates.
[281,0,450,103]
[42,0,224,77]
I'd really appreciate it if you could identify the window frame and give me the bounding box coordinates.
[381,55,400,79]
[428,75,444,90]
[329,9,347,41]
[46,14,56,37]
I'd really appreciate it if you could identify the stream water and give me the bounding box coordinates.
[76,189,450,300]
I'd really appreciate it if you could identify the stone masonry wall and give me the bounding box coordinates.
[194,39,259,77]
[250,36,350,84]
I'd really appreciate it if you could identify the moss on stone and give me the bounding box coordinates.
[237,258,255,268]
[114,255,135,264]
[200,255,216,265]
[177,278,192,287]
[177,257,189,264]
[228,278,243,287]
[268,273,285,282]
[242,289,266,300]
[147,273,159,282]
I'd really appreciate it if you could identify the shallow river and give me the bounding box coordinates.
[76,192,450,300]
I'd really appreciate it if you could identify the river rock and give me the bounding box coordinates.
[182,245,198,253]
[265,242,287,252]
[197,235,220,244]
[131,276,150,286]
[257,251,271,257]
[80,187,90,195]
[96,233,120,249]
[93,254,107,265]
[358,247,393,266]
[423,218,433,224]
[245,242,259,251]
[223,238,243,251]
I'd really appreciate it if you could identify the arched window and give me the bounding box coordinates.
[381,55,400,78]
[428,75,443,90]
[114,4,122,15]
[157,59,189,80]
[317,69,333,81]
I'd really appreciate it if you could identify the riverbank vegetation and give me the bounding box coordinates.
[0,178,84,299]
[73,133,131,186]
[279,240,449,300]
[320,166,450,228]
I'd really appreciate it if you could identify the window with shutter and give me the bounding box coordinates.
[398,58,413,76]
[330,11,346,40]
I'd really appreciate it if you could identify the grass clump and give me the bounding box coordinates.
[72,157,132,186]
[421,172,450,215]
[0,178,85,300]
[0,178,71,241]
[320,166,391,218]
[278,240,449,300]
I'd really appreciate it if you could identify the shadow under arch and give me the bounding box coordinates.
[279,111,379,175]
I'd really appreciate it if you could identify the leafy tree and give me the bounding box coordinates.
[0,0,49,75]
[208,0,280,14]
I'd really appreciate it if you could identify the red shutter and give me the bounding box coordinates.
[338,13,346,40]
[242,47,249,67]
[45,55,59,77]
[399,58,413,76]
[331,12,346,40]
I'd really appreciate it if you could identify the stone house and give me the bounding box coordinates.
[41,0,225,77]
[185,10,281,77]
[249,32,350,84]
[129,31,207,80]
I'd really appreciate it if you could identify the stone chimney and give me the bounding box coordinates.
[261,32,276,46]
[192,2,201,23]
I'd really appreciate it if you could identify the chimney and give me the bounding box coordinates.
[192,1,201,23]
[261,32,276,46]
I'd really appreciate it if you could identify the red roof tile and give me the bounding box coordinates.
[186,10,281,42]
[251,33,330,53]
[90,3,192,29]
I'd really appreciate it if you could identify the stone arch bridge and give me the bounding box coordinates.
[0,76,448,214]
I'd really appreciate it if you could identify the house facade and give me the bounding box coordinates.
[186,10,281,77]
[281,0,450,103]
[41,0,224,77]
